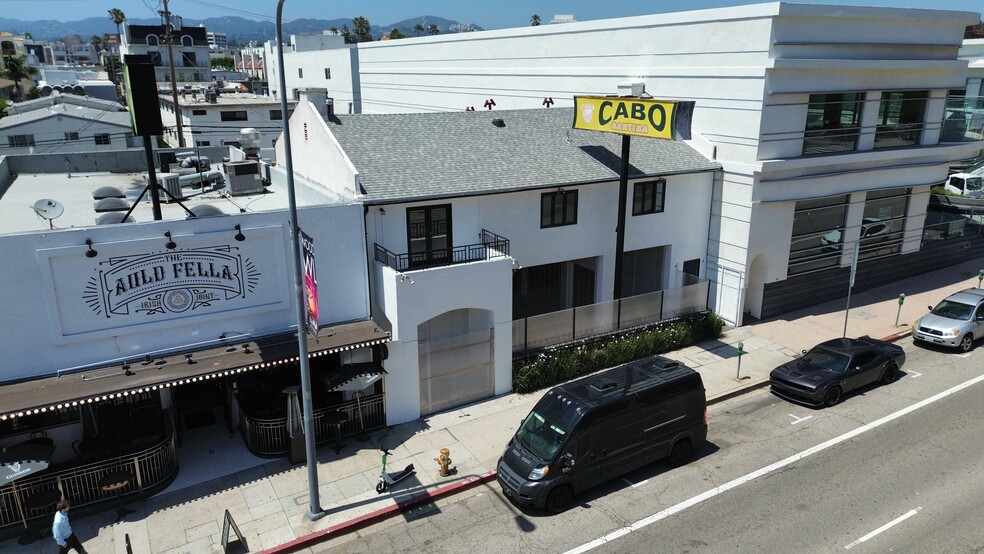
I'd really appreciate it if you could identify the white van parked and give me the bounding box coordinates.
[943,173,984,197]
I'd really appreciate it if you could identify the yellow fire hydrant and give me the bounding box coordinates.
[434,448,452,477]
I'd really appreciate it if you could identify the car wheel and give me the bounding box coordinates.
[545,484,574,513]
[823,386,842,407]
[959,334,974,352]
[881,363,899,385]
[669,439,694,467]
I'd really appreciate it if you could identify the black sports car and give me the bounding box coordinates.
[769,336,905,407]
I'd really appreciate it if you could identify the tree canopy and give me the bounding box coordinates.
[1,55,39,101]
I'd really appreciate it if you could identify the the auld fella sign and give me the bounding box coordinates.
[573,96,694,141]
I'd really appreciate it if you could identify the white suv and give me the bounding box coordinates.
[913,288,984,351]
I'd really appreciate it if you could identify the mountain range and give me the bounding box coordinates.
[0,15,483,46]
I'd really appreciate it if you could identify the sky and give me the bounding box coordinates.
[0,0,982,28]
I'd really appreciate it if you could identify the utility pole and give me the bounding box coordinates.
[161,0,185,147]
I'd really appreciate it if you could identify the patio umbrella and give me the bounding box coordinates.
[1,443,56,529]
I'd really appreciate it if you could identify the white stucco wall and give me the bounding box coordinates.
[0,204,370,382]
[0,115,137,155]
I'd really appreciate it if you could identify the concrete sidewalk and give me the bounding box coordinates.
[5,257,982,554]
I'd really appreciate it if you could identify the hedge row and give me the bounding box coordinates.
[512,312,726,393]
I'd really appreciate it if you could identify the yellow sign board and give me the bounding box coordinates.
[572,96,693,140]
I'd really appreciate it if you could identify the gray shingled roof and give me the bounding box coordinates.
[325,107,720,204]
[0,107,133,131]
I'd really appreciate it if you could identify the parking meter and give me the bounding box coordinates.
[736,342,744,379]
[895,294,905,327]
[979,269,983,288]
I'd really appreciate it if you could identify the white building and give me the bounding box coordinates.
[270,2,984,324]
[206,30,228,50]
[264,33,358,114]
[0,95,140,155]
[285,89,719,423]
[158,86,296,148]
[121,24,212,83]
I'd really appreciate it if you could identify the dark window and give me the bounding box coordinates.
[181,35,193,47]
[803,93,864,155]
[512,258,597,319]
[146,35,159,46]
[857,187,908,261]
[324,67,331,79]
[407,205,452,269]
[298,68,303,78]
[220,110,248,122]
[64,132,79,141]
[7,134,35,147]
[632,178,666,215]
[873,91,927,149]
[192,109,206,116]
[789,195,850,275]
[182,52,197,67]
[94,133,111,145]
[270,109,293,120]
[541,190,577,228]
[196,140,210,146]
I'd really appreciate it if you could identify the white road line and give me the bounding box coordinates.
[909,371,923,378]
[788,414,813,425]
[844,507,921,549]
[564,373,984,554]
[622,477,649,488]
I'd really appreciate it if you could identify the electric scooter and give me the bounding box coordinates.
[376,448,415,493]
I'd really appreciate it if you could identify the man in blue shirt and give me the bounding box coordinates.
[52,499,87,554]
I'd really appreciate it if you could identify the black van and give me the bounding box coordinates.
[497,355,707,512]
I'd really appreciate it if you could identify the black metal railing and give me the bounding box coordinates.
[0,435,177,531]
[239,393,386,456]
[374,229,510,272]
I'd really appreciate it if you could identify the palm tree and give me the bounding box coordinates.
[329,27,339,36]
[531,14,541,26]
[1,54,39,101]
[414,23,424,37]
[428,24,439,35]
[108,8,126,51]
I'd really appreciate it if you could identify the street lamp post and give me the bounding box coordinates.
[276,0,324,522]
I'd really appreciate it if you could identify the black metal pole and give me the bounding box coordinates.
[613,134,631,300]
[277,0,323,521]
[142,135,163,220]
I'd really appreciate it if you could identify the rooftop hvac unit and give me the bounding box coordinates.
[225,161,264,195]
[148,172,183,202]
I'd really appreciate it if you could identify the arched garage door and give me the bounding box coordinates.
[418,308,494,416]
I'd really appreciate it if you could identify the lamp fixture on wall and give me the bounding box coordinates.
[164,231,177,250]
[234,224,246,242]
[379,208,385,216]
[84,239,97,258]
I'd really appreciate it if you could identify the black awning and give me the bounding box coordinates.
[324,362,387,391]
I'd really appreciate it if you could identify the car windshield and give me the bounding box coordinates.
[802,347,850,373]
[516,410,567,461]
[931,300,974,321]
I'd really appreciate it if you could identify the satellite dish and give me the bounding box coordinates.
[33,199,64,229]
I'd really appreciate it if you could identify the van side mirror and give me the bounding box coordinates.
[562,452,575,468]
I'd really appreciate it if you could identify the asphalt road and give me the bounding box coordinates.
[315,339,984,554]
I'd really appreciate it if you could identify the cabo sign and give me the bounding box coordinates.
[573,96,693,140]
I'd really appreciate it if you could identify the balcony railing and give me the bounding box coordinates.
[374,229,510,272]
[239,393,386,456]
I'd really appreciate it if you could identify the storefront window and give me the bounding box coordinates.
[858,188,908,260]
[789,195,849,275]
